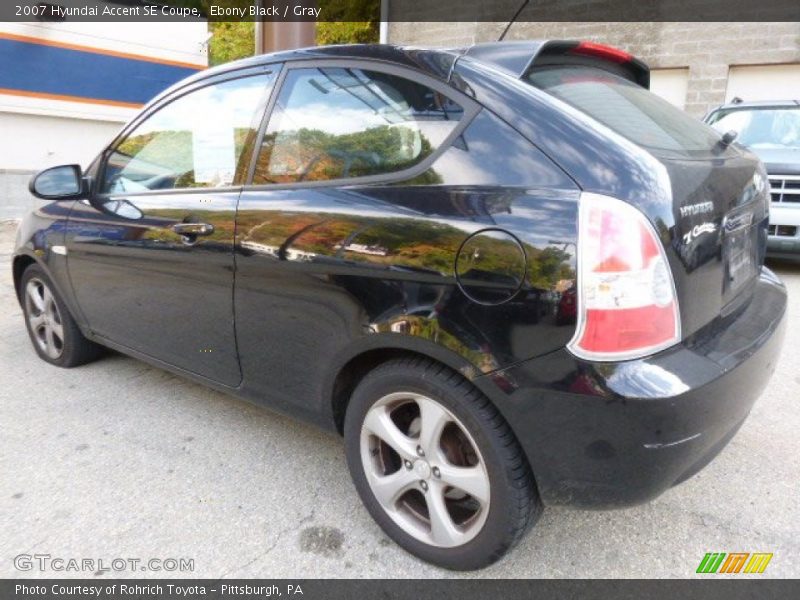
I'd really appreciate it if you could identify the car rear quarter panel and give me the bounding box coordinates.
[233,108,580,426]
[453,59,770,339]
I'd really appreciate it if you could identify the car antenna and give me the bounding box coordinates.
[720,130,738,147]
[498,0,530,41]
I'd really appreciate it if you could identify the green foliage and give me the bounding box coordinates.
[317,21,379,46]
[208,21,255,66]
[528,246,572,290]
[317,0,381,46]
[317,0,380,45]
[203,0,379,67]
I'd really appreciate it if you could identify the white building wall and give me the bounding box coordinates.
[0,12,208,219]
[0,113,123,171]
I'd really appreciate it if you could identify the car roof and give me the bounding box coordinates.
[174,44,462,87]
[196,40,639,80]
[192,42,557,77]
[151,41,649,108]
[710,99,800,111]
[146,43,465,108]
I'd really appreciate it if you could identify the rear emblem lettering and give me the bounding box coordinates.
[679,201,714,218]
[683,222,717,244]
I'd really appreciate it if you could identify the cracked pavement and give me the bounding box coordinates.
[1,221,798,578]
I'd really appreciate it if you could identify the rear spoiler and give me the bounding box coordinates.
[461,40,650,88]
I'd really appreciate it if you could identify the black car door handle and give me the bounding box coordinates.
[172,222,214,236]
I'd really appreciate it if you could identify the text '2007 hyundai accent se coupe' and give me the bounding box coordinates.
[14,41,787,570]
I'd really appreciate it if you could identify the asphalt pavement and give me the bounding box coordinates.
[1,220,798,578]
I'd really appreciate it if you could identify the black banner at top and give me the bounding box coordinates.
[1,0,800,23]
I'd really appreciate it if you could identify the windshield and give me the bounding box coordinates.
[706,107,800,150]
[525,66,723,158]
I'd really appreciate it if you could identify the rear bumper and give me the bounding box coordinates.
[485,268,787,508]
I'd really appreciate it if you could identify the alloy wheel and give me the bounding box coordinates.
[360,391,490,548]
[25,278,65,360]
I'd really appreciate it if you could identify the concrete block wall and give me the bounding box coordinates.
[0,170,37,222]
[387,21,800,117]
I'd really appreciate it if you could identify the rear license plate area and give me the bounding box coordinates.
[724,215,757,294]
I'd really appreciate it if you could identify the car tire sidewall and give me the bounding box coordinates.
[21,265,81,368]
[344,365,528,571]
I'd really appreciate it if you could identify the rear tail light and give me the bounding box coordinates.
[568,193,681,361]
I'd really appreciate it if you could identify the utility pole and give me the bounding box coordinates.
[254,1,317,55]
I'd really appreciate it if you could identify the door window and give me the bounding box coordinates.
[101,73,275,193]
[252,67,464,184]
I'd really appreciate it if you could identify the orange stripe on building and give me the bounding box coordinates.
[0,32,205,71]
[0,87,144,109]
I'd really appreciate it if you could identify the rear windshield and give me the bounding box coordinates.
[525,66,723,158]
[706,107,800,150]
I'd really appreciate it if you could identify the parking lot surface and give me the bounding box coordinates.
[1,220,798,578]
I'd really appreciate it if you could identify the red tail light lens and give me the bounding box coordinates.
[568,193,681,361]
[570,41,632,64]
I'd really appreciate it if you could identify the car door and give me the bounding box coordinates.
[65,68,278,386]
[232,61,578,419]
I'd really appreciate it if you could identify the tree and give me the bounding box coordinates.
[205,0,380,67]
[316,21,379,46]
[317,0,380,45]
[208,21,255,66]
[317,0,381,46]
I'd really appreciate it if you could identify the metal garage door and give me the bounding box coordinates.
[726,64,800,103]
[649,68,690,109]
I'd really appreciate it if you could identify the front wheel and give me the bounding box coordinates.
[344,357,542,570]
[20,264,103,368]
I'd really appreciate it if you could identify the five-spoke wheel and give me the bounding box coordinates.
[20,264,102,368]
[360,391,490,548]
[345,357,541,570]
[24,277,65,360]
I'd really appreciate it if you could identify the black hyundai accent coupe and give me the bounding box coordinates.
[14,41,787,569]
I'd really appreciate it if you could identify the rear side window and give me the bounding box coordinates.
[252,67,464,184]
[526,66,721,158]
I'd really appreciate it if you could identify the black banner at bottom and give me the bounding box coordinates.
[2,579,799,600]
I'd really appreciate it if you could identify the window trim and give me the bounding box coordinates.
[92,64,282,200]
[243,58,481,191]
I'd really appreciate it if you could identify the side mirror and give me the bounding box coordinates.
[29,165,86,200]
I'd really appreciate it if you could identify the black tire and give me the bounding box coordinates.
[344,356,542,570]
[20,264,103,368]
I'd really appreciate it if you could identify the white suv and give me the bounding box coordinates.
[705,100,800,258]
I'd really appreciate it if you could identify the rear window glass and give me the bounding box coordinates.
[525,66,722,158]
